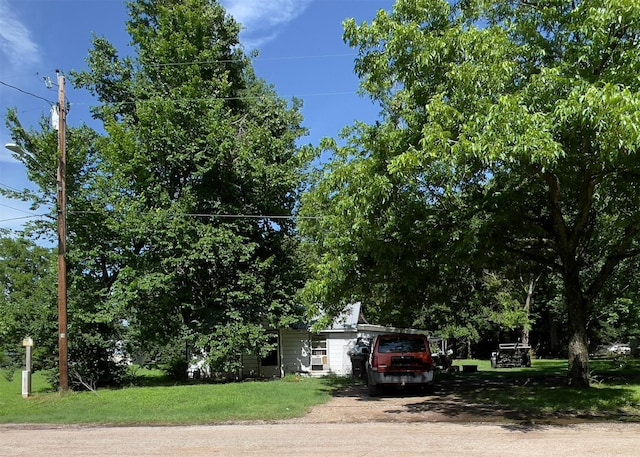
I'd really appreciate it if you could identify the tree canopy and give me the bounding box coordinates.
[0,236,57,372]
[4,0,310,385]
[300,0,640,387]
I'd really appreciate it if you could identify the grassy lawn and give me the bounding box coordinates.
[2,359,639,425]
[0,370,344,425]
[448,358,640,420]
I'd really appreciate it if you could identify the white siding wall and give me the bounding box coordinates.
[280,329,311,375]
[279,329,358,377]
[279,324,434,378]
[326,331,358,376]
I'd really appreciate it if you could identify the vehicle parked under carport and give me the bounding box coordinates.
[363,333,435,396]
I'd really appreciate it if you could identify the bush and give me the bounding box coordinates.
[161,357,189,382]
[62,330,131,391]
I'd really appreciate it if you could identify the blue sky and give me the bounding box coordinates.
[0,0,393,233]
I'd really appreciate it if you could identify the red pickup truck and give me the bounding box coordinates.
[364,333,435,396]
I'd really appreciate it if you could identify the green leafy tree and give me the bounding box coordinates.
[71,0,309,373]
[590,256,640,346]
[482,271,534,341]
[0,236,57,373]
[4,112,132,389]
[5,0,309,384]
[301,0,640,387]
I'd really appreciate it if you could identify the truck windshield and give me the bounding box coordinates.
[378,337,426,353]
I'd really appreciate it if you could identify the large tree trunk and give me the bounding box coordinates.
[565,275,590,388]
[545,171,592,387]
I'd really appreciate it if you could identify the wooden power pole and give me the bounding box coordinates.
[56,70,69,392]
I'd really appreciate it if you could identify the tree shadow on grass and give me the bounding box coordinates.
[330,368,640,426]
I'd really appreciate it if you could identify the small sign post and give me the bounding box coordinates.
[22,337,33,398]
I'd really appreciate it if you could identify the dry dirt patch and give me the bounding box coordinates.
[294,383,519,424]
[294,380,638,425]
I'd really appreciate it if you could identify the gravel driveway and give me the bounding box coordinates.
[3,384,639,456]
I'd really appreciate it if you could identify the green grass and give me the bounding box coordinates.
[447,358,640,421]
[453,358,567,377]
[2,360,639,424]
[0,371,341,425]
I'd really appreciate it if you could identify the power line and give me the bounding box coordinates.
[0,53,360,81]
[255,53,358,62]
[0,182,24,193]
[68,210,323,220]
[1,148,58,183]
[0,202,37,216]
[2,52,365,111]
[0,80,56,105]
[148,53,358,67]
[0,214,44,224]
[64,90,360,110]
[1,77,362,112]
[0,211,323,232]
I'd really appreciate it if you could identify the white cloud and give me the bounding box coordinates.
[221,0,314,49]
[0,0,40,68]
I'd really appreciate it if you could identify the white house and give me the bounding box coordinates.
[239,302,440,379]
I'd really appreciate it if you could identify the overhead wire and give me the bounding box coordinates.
[65,91,360,111]
[0,205,324,231]
[0,201,37,216]
[68,210,323,220]
[0,52,361,81]
[1,148,58,183]
[0,182,24,194]
[1,50,367,111]
[1,51,354,231]
[147,52,359,66]
[0,80,56,106]
[0,212,322,232]
[0,185,52,225]
[0,214,45,224]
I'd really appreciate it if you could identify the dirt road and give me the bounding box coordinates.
[3,421,639,457]
[3,385,639,456]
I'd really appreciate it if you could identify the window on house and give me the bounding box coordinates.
[311,335,328,371]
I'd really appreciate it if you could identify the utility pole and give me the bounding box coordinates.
[56,70,69,392]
